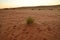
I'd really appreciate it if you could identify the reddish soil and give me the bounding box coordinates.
[0,7,60,40]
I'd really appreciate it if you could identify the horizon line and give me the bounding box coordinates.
[0,4,60,9]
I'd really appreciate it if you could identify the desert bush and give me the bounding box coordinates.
[38,9,41,10]
[32,9,34,10]
[26,17,34,25]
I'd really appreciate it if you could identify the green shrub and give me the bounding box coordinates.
[26,17,34,25]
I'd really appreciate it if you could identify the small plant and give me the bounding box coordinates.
[32,9,34,10]
[26,17,34,25]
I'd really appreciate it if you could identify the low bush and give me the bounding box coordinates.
[26,17,34,25]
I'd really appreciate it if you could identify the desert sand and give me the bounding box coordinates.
[0,6,60,40]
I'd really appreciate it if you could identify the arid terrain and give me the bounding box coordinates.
[0,6,60,40]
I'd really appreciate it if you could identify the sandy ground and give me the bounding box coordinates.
[0,8,60,40]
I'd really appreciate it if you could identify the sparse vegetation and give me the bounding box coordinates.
[32,9,34,10]
[39,9,41,10]
[26,17,34,25]
[0,6,60,40]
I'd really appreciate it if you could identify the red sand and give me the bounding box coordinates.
[0,7,60,40]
